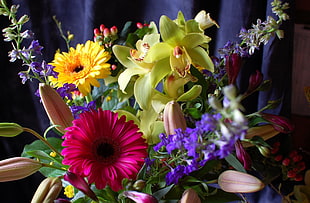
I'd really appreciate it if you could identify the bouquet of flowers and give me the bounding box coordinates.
[0,0,308,202]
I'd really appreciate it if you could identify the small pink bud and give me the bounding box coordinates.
[143,23,149,27]
[287,170,297,178]
[274,154,283,162]
[99,24,105,32]
[93,28,100,36]
[235,140,252,170]
[111,64,117,70]
[179,188,201,203]
[293,155,303,162]
[261,113,294,134]
[282,158,290,166]
[294,174,303,181]
[110,26,118,35]
[123,191,158,203]
[136,22,143,29]
[103,28,110,37]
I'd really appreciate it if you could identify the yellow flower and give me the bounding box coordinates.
[64,185,75,198]
[50,40,111,96]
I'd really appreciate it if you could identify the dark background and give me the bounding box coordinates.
[0,0,295,202]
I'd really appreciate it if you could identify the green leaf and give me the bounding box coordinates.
[224,154,246,173]
[152,184,174,200]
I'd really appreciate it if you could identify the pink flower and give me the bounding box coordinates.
[61,109,148,191]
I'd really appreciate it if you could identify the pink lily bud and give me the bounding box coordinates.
[163,101,187,135]
[260,113,294,134]
[123,191,158,203]
[110,26,118,35]
[64,171,98,201]
[225,53,242,84]
[0,157,42,182]
[179,188,201,203]
[99,24,105,32]
[39,83,74,134]
[246,70,263,94]
[31,177,62,203]
[235,140,252,170]
[218,170,265,193]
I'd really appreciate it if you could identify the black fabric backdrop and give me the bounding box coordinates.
[0,0,294,202]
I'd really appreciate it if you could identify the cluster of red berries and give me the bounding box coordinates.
[93,24,118,49]
[136,22,149,29]
[271,142,306,181]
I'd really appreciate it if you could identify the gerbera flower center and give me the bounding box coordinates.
[93,138,120,163]
[97,142,114,158]
[73,65,84,73]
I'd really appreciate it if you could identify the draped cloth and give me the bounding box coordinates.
[0,0,294,202]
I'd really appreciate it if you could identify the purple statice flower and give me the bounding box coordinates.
[28,40,43,55]
[218,40,249,58]
[56,83,77,100]
[166,165,188,185]
[30,61,58,78]
[70,101,97,119]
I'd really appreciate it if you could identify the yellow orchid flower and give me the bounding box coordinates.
[144,11,215,78]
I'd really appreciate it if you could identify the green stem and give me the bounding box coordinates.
[23,127,63,158]
[42,162,67,171]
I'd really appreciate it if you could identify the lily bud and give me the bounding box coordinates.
[260,113,294,134]
[39,83,74,134]
[163,101,187,135]
[194,10,219,30]
[31,177,62,203]
[179,188,201,203]
[246,70,263,94]
[64,171,98,201]
[225,53,242,85]
[235,140,252,170]
[218,170,265,193]
[133,180,146,191]
[0,157,42,182]
[123,191,158,203]
[0,122,23,137]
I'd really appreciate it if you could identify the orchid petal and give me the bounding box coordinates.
[159,15,185,45]
[187,46,214,72]
[134,73,152,110]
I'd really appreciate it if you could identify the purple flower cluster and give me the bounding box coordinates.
[70,101,97,119]
[154,112,248,185]
[56,83,77,100]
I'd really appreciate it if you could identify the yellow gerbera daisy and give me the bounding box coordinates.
[49,40,111,96]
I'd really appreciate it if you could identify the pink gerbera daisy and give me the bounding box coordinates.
[61,109,148,191]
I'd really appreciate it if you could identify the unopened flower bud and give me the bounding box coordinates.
[94,28,100,36]
[31,177,62,203]
[235,140,252,170]
[64,171,98,201]
[110,26,118,35]
[260,113,294,134]
[282,158,290,166]
[194,10,219,30]
[218,170,265,193]
[163,101,187,135]
[136,22,143,29]
[99,24,105,32]
[123,191,158,203]
[180,188,201,203]
[133,180,146,191]
[67,33,74,41]
[257,146,270,157]
[225,53,242,85]
[39,83,74,134]
[0,157,42,182]
[103,28,110,37]
[0,122,23,137]
[246,70,263,94]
